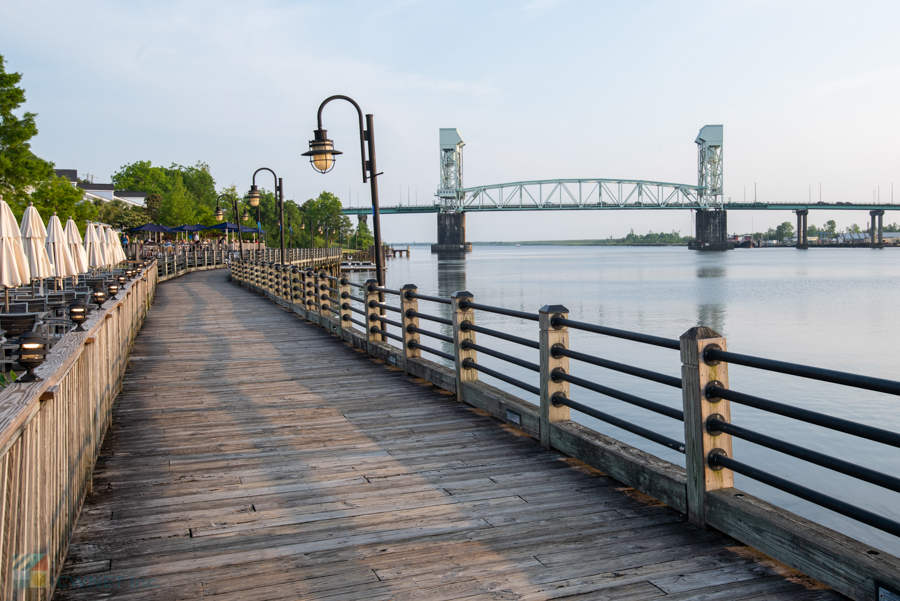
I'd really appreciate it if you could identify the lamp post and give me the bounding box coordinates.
[246,169,285,266]
[302,95,384,286]
[214,193,245,259]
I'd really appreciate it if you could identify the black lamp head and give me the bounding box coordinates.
[301,129,342,174]
[246,185,261,207]
[16,331,49,382]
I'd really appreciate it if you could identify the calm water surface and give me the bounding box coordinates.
[349,245,900,554]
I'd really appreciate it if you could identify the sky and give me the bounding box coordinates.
[2,0,899,242]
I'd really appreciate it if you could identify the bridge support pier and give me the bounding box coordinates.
[870,209,885,247]
[688,210,734,251]
[796,210,809,249]
[431,212,473,254]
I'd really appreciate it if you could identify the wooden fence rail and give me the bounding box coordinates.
[155,248,343,282]
[231,261,900,601]
[0,262,157,599]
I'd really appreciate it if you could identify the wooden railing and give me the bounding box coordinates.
[155,248,343,282]
[0,262,157,599]
[230,263,900,601]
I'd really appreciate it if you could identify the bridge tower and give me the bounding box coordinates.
[432,128,473,254]
[689,125,733,250]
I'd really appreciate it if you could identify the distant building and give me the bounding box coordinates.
[54,169,146,207]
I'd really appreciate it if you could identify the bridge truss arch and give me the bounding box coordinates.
[452,178,715,212]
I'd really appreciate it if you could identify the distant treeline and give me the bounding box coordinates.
[479,229,693,246]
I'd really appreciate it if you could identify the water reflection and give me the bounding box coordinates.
[437,257,467,296]
[696,303,727,334]
[696,265,727,279]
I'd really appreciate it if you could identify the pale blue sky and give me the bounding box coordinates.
[2,0,898,241]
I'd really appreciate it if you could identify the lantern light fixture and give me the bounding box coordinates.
[16,331,49,382]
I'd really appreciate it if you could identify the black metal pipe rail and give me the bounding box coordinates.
[405,291,450,305]
[707,418,900,495]
[459,300,539,322]
[371,285,401,296]
[321,295,339,305]
[345,293,366,304]
[326,305,340,315]
[554,347,682,389]
[320,273,338,281]
[346,316,367,329]
[408,326,453,344]
[554,371,684,421]
[372,327,404,343]
[462,358,539,395]
[409,340,454,361]
[551,316,680,350]
[371,315,403,329]
[350,306,366,316]
[461,341,540,372]
[707,385,900,450]
[407,310,452,326]
[704,348,900,397]
[461,323,539,350]
[553,394,686,453]
[342,279,365,289]
[323,285,339,294]
[371,302,401,313]
[711,454,900,539]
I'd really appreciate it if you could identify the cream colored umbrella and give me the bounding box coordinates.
[46,213,77,285]
[107,227,126,264]
[65,217,89,274]
[0,198,31,310]
[20,202,54,293]
[85,223,105,270]
[99,225,115,267]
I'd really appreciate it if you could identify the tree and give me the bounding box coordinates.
[824,220,837,235]
[354,219,374,250]
[144,192,162,222]
[846,223,861,233]
[0,53,54,205]
[774,221,795,241]
[157,173,195,226]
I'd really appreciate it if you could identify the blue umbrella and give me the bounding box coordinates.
[170,224,206,232]
[203,222,254,233]
[130,223,172,233]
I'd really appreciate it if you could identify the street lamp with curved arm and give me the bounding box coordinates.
[301,95,384,286]
[246,167,286,265]
[214,193,246,258]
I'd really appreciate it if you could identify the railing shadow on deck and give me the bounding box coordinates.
[229,259,900,601]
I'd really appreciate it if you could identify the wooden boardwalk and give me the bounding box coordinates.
[54,269,843,600]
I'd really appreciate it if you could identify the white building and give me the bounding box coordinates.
[55,169,147,207]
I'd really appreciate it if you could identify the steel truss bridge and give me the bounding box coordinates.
[342,178,899,215]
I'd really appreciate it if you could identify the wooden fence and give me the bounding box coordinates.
[155,248,343,282]
[0,262,157,600]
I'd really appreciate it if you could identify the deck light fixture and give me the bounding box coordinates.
[68,301,88,331]
[246,169,285,264]
[16,331,49,382]
[108,283,119,298]
[214,205,224,221]
[117,275,127,286]
[302,95,384,286]
[245,186,261,207]
[91,285,107,308]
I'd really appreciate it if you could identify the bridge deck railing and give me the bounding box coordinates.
[232,261,900,601]
[154,248,343,281]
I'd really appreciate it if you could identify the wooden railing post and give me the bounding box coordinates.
[400,284,420,375]
[681,326,733,529]
[314,270,325,319]
[338,276,351,337]
[451,291,477,403]
[539,305,570,449]
[365,279,382,349]
[318,271,330,319]
[305,268,315,316]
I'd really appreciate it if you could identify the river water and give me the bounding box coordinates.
[347,244,900,555]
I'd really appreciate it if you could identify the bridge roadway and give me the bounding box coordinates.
[55,269,841,600]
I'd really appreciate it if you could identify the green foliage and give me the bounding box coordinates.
[775,221,795,240]
[298,191,353,248]
[353,219,374,249]
[884,222,899,233]
[0,53,53,205]
[112,160,218,227]
[846,223,861,233]
[824,220,837,235]
[0,370,18,388]
[622,229,690,245]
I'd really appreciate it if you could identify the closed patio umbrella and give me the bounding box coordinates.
[105,226,125,265]
[85,223,105,270]
[0,198,30,310]
[20,202,54,292]
[97,224,113,268]
[46,213,78,284]
[65,217,89,274]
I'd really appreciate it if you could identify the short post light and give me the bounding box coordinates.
[68,301,88,332]
[92,285,107,309]
[108,282,120,298]
[16,331,49,382]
